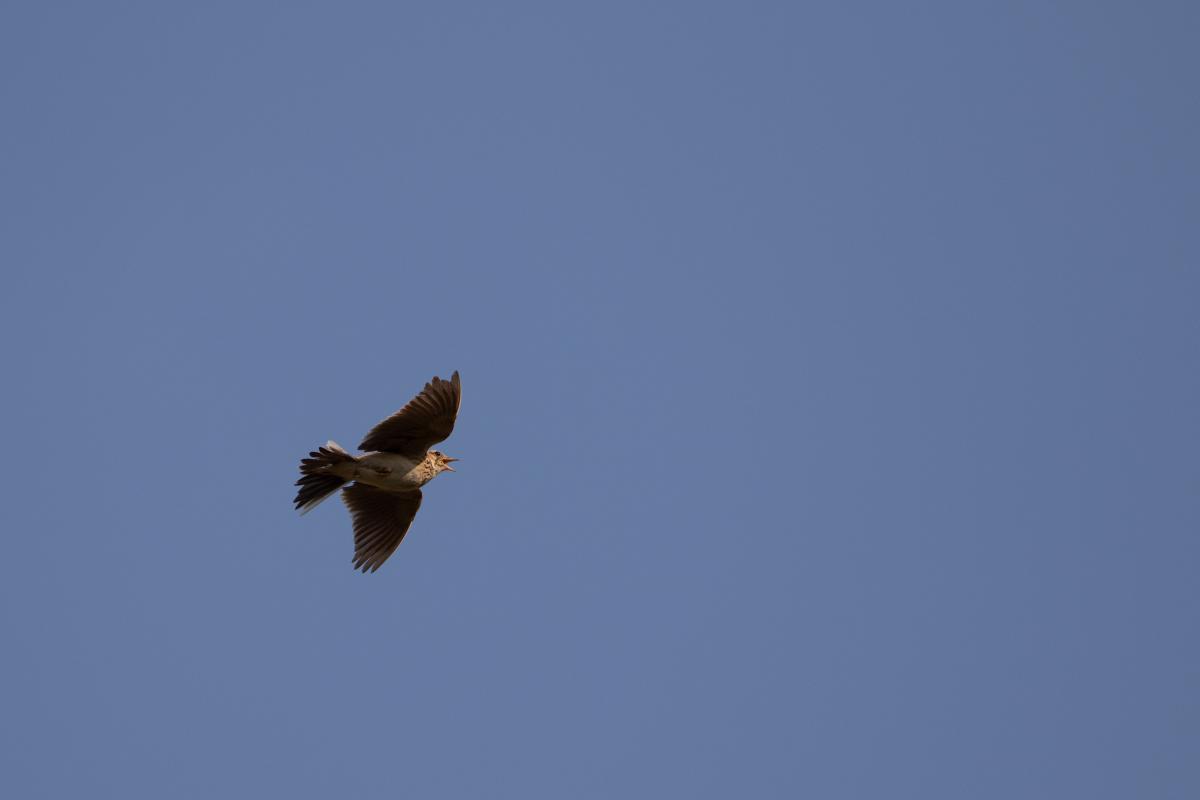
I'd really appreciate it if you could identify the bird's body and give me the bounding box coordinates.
[330,451,440,492]
[293,370,461,573]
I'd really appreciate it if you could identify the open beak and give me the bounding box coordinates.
[443,457,458,472]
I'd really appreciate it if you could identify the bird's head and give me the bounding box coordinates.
[429,450,458,474]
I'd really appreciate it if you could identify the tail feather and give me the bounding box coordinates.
[294,440,356,514]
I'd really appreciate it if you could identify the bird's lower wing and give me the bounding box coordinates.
[341,484,423,573]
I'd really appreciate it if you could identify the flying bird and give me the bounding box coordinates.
[294,370,461,572]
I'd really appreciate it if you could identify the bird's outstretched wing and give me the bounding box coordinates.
[342,484,424,573]
[358,371,461,457]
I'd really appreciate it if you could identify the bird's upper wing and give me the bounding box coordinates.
[342,484,424,573]
[358,371,461,457]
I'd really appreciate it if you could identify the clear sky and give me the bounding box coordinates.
[2,2,1197,797]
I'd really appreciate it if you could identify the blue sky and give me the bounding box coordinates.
[2,2,1197,797]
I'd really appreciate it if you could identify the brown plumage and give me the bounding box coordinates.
[293,371,461,573]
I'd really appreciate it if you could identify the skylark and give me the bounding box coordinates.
[294,371,461,572]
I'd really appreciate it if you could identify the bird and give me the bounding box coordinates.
[294,370,461,572]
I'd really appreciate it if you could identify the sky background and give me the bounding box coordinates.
[2,2,1198,797]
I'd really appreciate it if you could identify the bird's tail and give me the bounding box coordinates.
[294,441,357,514]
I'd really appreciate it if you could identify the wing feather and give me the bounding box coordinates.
[358,371,461,457]
[341,484,423,573]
